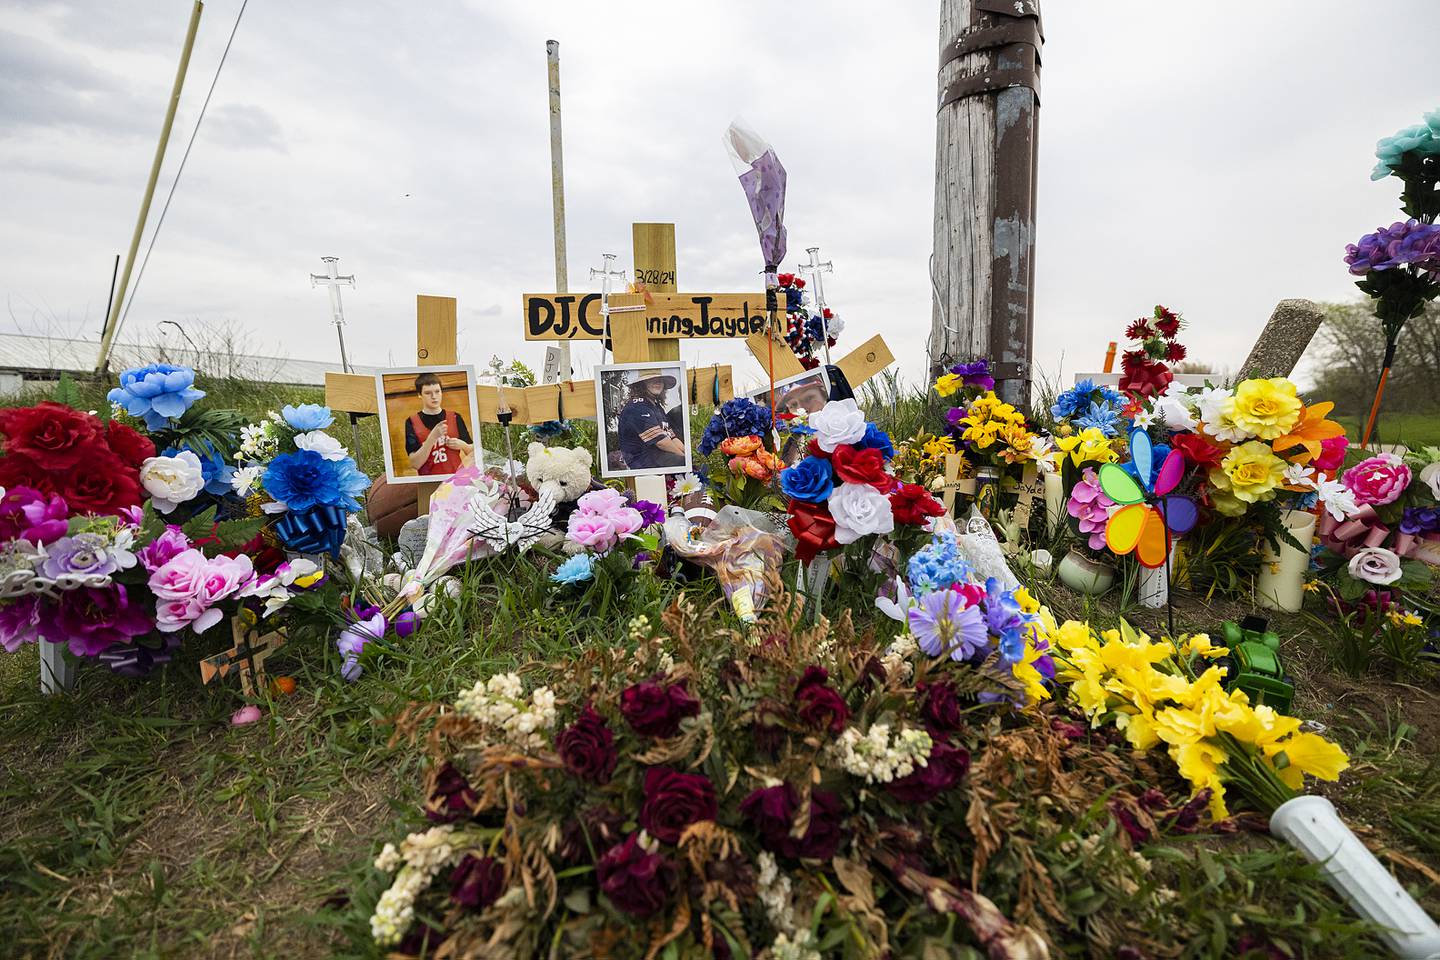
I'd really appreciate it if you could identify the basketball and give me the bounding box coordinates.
[366,476,418,539]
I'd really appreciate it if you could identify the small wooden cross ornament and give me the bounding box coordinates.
[200,614,287,697]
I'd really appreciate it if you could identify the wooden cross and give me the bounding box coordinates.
[200,615,287,697]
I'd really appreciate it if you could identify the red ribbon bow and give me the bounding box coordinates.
[788,501,839,565]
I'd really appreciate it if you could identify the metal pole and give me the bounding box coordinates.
[546,40,571,381]
[96,0,205,374]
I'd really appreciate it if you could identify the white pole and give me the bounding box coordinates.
[546,40,571,383]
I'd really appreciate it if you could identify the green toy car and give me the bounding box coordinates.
[1217,615,1294,713]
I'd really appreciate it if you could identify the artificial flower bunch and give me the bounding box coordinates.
[776,271,844,370]
[778,399,942,563]
[876,528,1056,704]
[231,403,369,557]
[367,593,1050,959]
[889,430,958,494]
[554,488,664,590]
[1050,378,1126,438]
[1052,619,1349,818]
[944,392,1041,469]
[697,399,783,510]
[1118,305,1186,400]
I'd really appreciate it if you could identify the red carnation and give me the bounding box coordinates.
[889,483,945,526]
[0,402,102,471]
[104,419,156,470]
[1124,319,1151,341]
[830,444,888,489]
[1165,342,1187,363]
[55,452,141,516]
[1171,432,1226,468]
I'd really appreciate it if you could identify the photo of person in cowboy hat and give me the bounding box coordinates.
[616,368,687,470]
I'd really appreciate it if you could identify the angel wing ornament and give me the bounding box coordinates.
[468,488,557,555]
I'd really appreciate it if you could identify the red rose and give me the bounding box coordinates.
[55,452,141,516]
[889,483,945,526]
[0,402,102,471]
[449,854,505,911]
[556,704,618,784]
[638,767,717,843]
[1171,432,1226,468]
[0,452,55,495]
[777,273,794,286]
[104,419,156,469]
[793,666,849,733]
[806,438,830,460]
[830,444,888,488]
[620,679,701,738]
[740,784,844,860]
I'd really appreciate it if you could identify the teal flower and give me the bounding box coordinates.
[552,553,594,585]
[107,364,205,430]
[1372,110,1440,180]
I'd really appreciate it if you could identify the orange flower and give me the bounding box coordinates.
[719,435,763,457]
[1271,401,1345,464]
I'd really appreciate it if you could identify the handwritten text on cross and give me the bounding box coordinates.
[523,293,770,341]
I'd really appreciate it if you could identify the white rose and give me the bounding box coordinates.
[294,430,347,461]
[1348,546,1402,586]
[1420,461,1440,501]
[828,481,895,544]
[140,451,205,514]
[809,398,868,452]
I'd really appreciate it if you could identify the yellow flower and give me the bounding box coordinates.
[1263,732,1350,790]
[1225,378,1302,441]
[1388,609,1424,628]
[1210,440,1286,504]
[1055,620,1098,654]
[1012,586,1040,614]
[1070,668,1110,718]
[934,373,961,397]
[922,435,955,457]
[1116,707,1160,750]
[1011,641,1054,704]
[1052,427,1117,468]
[1154,704,1216,746]
[1180,633,1227,658]
[1171,741,1230,818]
[1207,485,1249,517]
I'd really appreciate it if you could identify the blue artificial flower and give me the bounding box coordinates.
[854,423,894,460]
[779,456,834,503]
[262,449,368,512]
[784,285,805,312]
[165,440,234,497]
[551,553,594,585]
[981,578,1027,664]
[1120,442,1172,489]
[1372,111,1440,180]
[906,531,974,594]
[699,399,772,456]
[529,419,573,440]
[282,404,335,431]
[1074,400,1122,437]
[107,364,205,430]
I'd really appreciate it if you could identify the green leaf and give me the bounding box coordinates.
[181,505,219,541]
[1337,574,1366,602]
[51,372,81,409]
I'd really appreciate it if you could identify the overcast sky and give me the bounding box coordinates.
[3,1,1437,393]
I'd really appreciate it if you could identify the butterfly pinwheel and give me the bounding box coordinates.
[1099,428,1198,568]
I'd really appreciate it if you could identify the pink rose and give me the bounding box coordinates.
[1342,453,1411,506]
[577,488,627,515]
[197,554,254,606]
[155,597,206,633]
[602,506,645,538]
[148,548,210,601]
[567,513,619,552]
[1313,435,1349,473]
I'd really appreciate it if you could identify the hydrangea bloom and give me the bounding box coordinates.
[1344,220,1440,275]
[906,531,973,592]
[698,399,772,456]
[107,364,205,430]
[262,449,368,512]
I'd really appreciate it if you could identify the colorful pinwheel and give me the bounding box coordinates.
[1099,428,1198,568]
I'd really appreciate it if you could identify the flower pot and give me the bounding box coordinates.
[1270,796,1440,958]
[1057,549,1115,596]
[1256,509,1317,613]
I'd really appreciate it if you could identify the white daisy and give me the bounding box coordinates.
[672,473,703,497]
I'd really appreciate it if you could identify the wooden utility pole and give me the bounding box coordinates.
[546,40,571,380]
[930,0,1042,408]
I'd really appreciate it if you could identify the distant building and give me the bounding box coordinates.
[0,333,378,395]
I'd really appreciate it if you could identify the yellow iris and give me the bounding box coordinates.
[1225,378,1302,440]
[934,373,961,397]
[1263,732,1350,789]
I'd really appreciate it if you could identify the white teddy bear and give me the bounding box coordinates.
[524,442,594,504]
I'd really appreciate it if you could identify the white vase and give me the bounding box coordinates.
[1257,509,1317,613]
[1057,549,1115,595]
[1270,796,1440,958]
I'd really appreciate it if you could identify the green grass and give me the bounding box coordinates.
[0,377,1436,957]
[1337,412,1440,450]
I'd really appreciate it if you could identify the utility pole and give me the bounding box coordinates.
[546,40,571,381]
[96,0,205,374]
[930,0,1042,408]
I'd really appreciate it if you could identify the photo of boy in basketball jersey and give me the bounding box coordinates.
[374,365,482,485]
[404,372,474,476]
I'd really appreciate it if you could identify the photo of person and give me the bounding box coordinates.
[747,368,831,417]
[595,362,692,478]
[374,365,482,484]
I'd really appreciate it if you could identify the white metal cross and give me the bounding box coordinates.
[588,252,640,360]
[310,256,356,373]
[798,246,835,365]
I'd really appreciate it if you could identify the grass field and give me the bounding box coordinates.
[1336,412,1440,449]
[0,374,1436,957]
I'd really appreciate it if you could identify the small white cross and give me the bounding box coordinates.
[798,246,836,365]
[310,256,356,373]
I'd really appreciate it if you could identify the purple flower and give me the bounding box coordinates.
[981,578,1028,663]
[41,533,118,580]
[908,589,988,661]
[137,525,192,573]
[1400,506,1440,536]
[0,595,44,652]
[1345,220,1440,276]
[337,611,386,680]
[949,359,995,390]
[0,487,69,545]
[49,584,154,657]
[633,499,665,527]
[1392,223,1440,274]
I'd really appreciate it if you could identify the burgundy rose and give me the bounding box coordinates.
[556,704,618,784]
[638,767,717,844]
[792,666,849,734]
[620,678,700,738]
[104,419,156,470]
[1110,801,1150,845]
[886,741,970,804]
[449,855,506,911]
[56,452,142,516]
[558,806,626,864]
[49,584,153,657]
[740,784,844,860]
[425,762,478,822]
[596,833,677,917]
[0,453,54,498]
[918,680,963,736]
[0,402,101,471]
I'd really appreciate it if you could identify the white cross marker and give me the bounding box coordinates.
[588,252,641,361]
[798,246,835,366]
[310,256,357,374]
